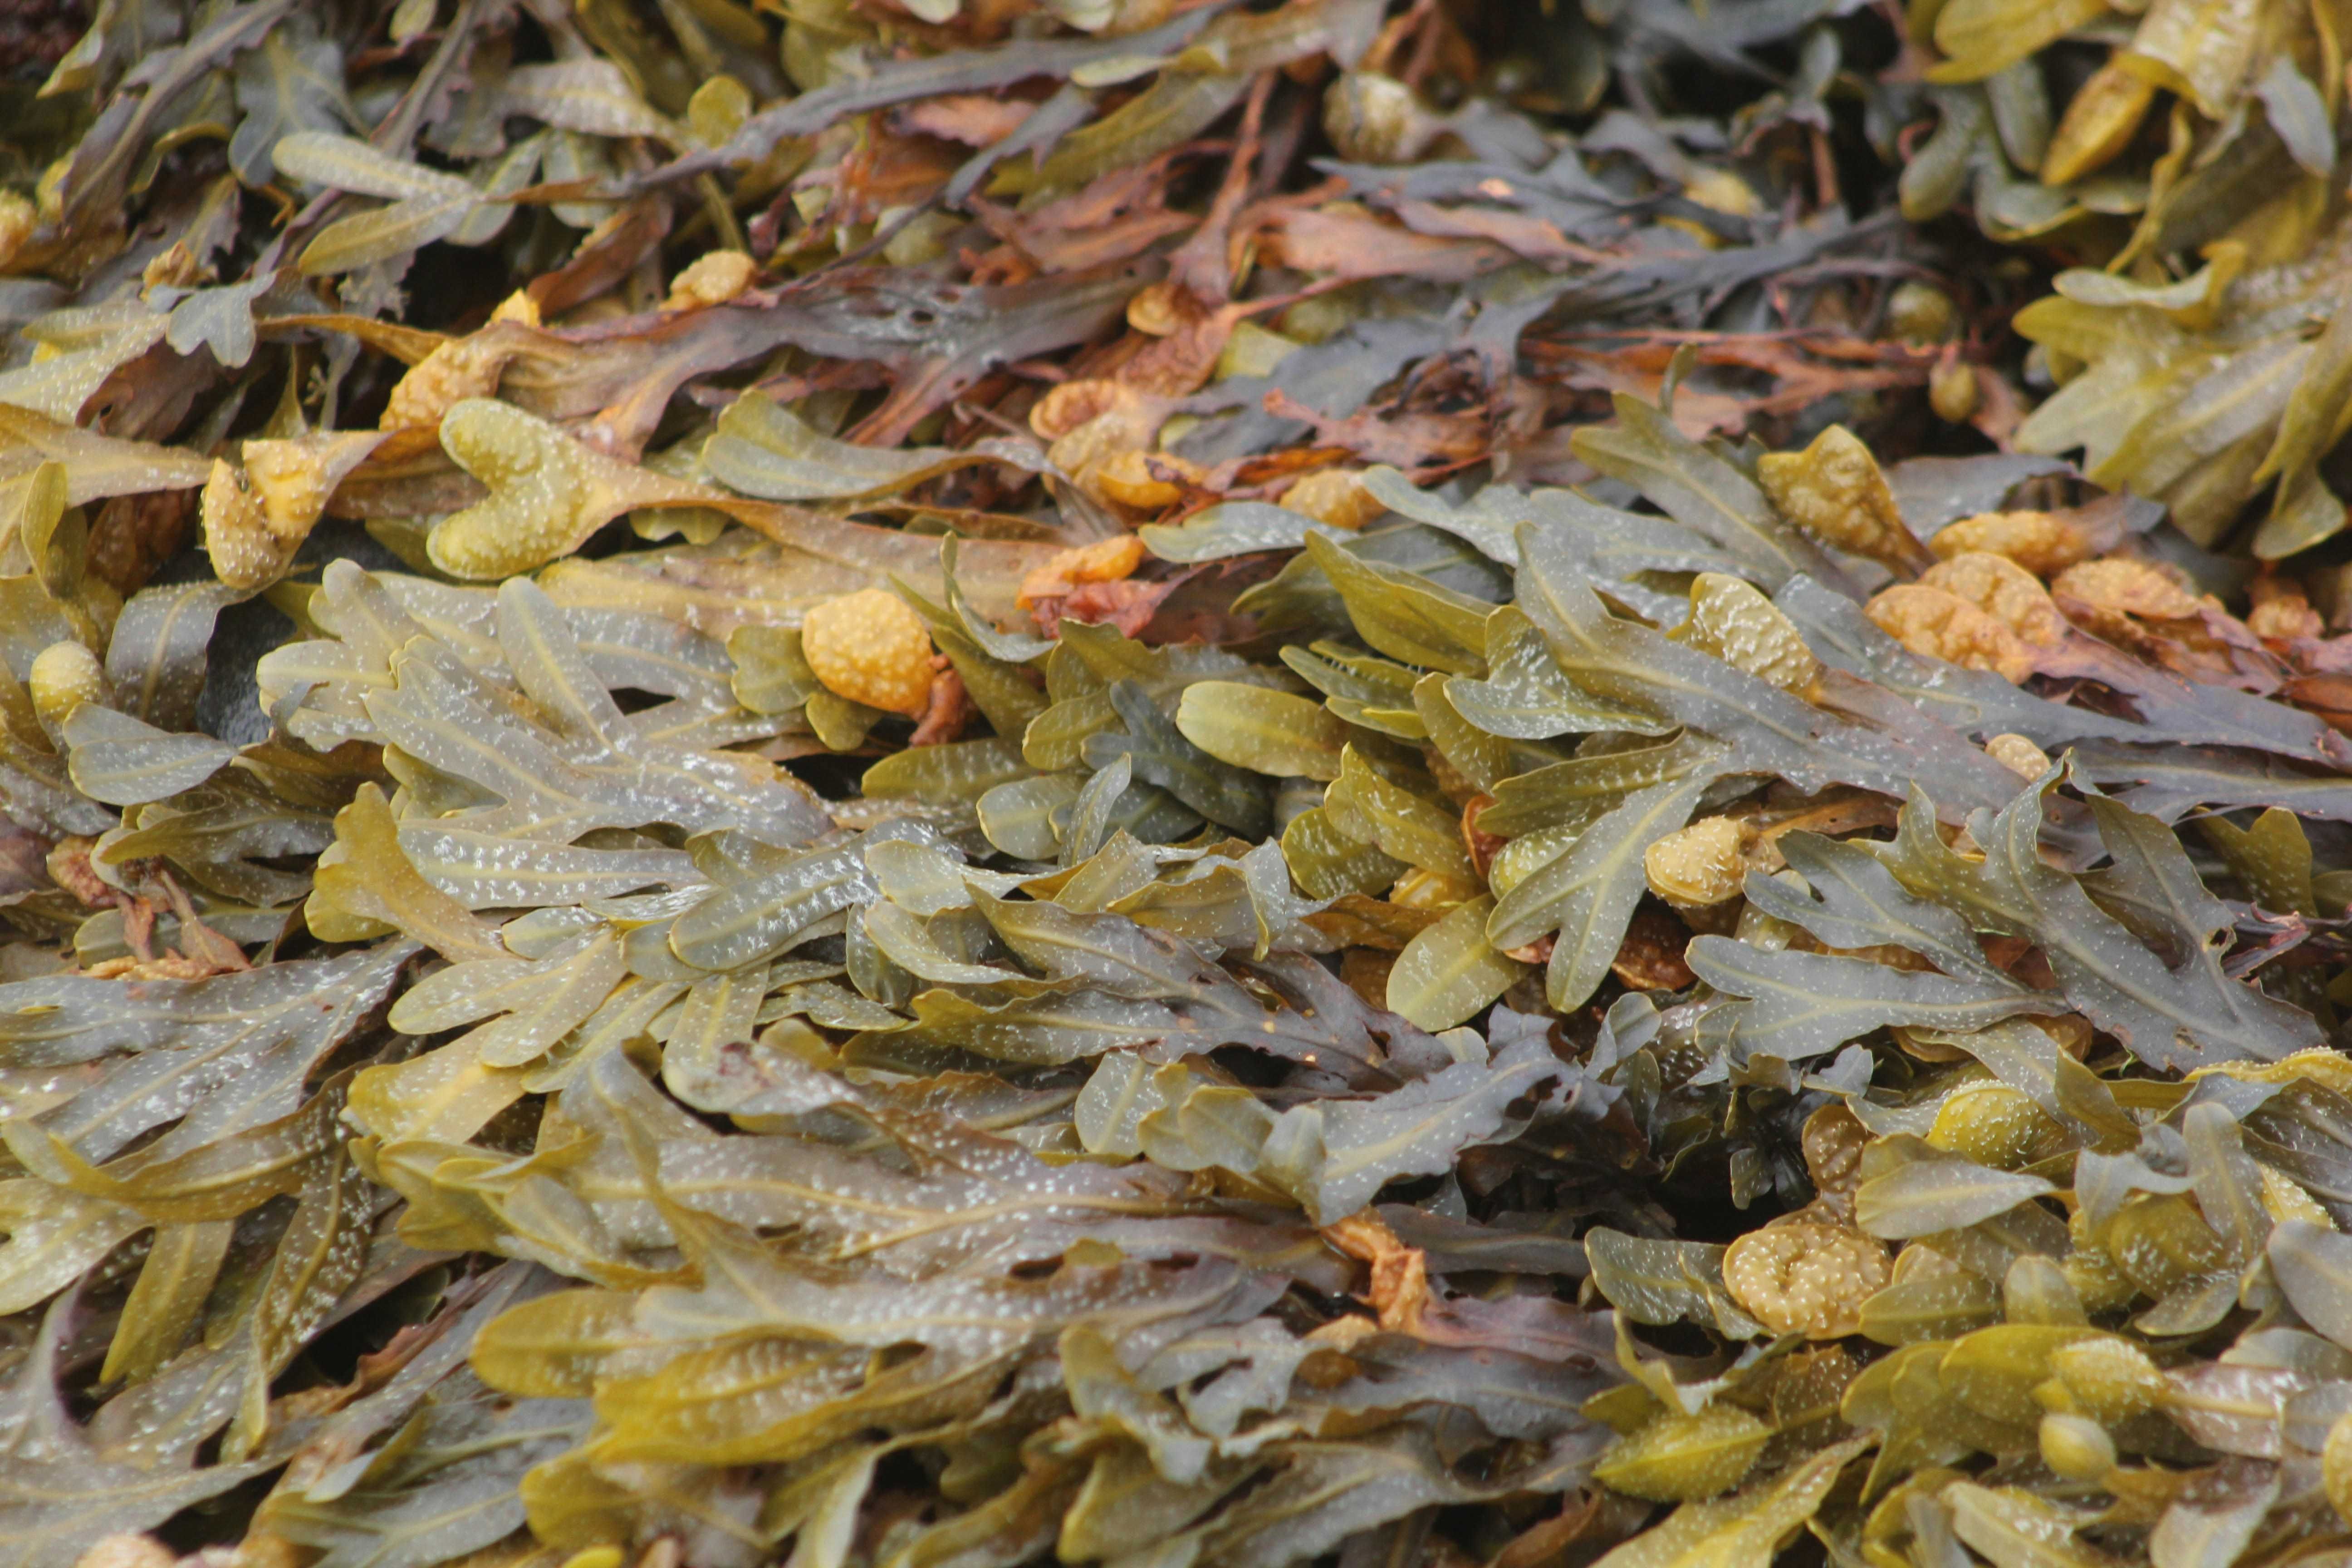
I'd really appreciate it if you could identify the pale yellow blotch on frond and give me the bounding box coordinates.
[1985,732,2051,779]
[1675,572,1823,695]
[800,588,935,717]
[1279,467,1386,530]
[205,431,387,590]
[1864,583,2038,682]
[1722,1221,1890,1339]
[1931,509,2103,576]
[1018,534,1146,609]
[426,400,725,580]
[665,250,757,310]
[1757,423,1931,574]
[29,638,104,740]
[1644,815,1749,907]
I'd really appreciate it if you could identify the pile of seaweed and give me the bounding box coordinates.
[9,1,2352,1566]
